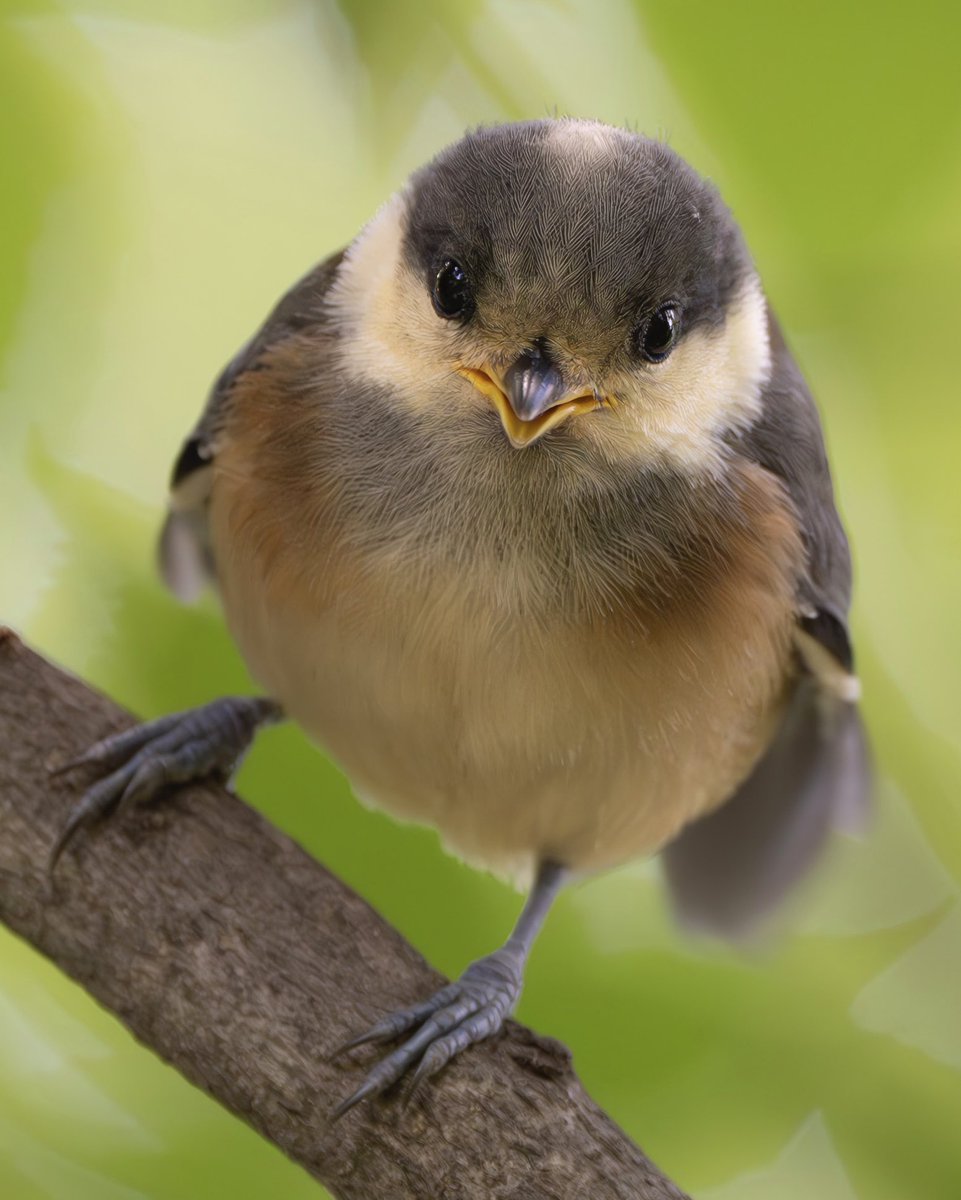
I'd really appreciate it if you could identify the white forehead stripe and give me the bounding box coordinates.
[546,118,632,156]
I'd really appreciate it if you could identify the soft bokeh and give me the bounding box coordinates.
[2,2,960,1197]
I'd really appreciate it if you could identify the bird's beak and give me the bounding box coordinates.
[457,349,610,448]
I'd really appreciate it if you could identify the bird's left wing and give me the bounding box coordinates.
[661,310,872,937]
[158,251,346,601]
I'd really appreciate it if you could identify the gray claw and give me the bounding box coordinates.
[333,949,523,1118]
[50,696,282,871]
[332,987,459,1057]
[50,715,184,779]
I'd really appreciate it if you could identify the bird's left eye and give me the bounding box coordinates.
[638,304,681,362]
[432,259,473,320]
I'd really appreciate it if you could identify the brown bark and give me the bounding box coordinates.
[0,628,689,1200]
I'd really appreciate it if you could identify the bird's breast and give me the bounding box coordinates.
[208,380,802,884]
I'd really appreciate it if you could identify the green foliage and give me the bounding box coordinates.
[1,1,959,1196]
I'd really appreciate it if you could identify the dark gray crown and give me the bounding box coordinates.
[402,120,752,355]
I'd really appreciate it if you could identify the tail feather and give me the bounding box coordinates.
[158,510,216,603]
[661,677,872,939]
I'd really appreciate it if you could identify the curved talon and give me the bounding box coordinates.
[48,760,150,873]
[50,747,116,779]
[49,716,184,779]
[332,988,459,1057]
[48,804,94,873]
[50,754,96,780]
[331,1075,384,1121]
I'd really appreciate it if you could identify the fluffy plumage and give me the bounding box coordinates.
[36,117,878,1111]
[162,118,869,925]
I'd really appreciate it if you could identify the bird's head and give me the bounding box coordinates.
[331,119,771,473]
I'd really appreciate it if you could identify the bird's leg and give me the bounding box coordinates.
[333,858,567,1116]
[49,696,283,870]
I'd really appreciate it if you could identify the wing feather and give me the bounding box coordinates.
[663,307,872,936]
[158,250,345,599]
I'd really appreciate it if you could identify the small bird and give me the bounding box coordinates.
[53,118,870,1115]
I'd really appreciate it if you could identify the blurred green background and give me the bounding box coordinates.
[2,1,960,1197]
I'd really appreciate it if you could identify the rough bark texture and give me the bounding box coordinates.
[0,628,689,1200]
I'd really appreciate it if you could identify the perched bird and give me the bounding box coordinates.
[53,118,870,1114]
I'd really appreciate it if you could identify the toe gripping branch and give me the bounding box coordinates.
[49,688,566,1119]
[332,859,567,1116]
[49,696,282,871]
[332,947,525,1118]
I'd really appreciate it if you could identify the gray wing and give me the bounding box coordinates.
[159,250,346,600]
[662,308,872,938]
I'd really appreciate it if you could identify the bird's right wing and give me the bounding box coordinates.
[158,250,346,601]
[661,309,872,938]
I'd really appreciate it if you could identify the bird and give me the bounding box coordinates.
[51,117,871,1116]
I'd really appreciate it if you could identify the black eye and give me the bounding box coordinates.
[639,304,681,362]
[432,258,473,320]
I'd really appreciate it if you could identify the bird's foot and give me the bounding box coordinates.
[49,696,281,870]
[333,945,524,1117]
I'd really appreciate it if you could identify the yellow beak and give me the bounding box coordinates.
[457,365,609,448]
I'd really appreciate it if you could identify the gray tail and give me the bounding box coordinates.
[157,509,216,603]
[661,677,872,939]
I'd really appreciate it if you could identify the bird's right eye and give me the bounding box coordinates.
[432,259,473,320]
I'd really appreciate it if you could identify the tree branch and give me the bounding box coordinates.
[0,628,689,1200]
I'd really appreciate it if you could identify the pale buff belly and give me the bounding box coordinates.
[211,520,791,886]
